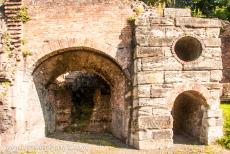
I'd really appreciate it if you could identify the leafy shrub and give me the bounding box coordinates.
[16,6,30,23]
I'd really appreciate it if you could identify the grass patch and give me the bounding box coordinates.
[217,104,230,149]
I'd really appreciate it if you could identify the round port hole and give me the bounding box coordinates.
[174,36,202,62]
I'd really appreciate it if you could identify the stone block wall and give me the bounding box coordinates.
[131,8,223,149]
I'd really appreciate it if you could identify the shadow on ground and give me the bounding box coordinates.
[47,132,133,149]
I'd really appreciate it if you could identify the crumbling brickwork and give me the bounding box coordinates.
[0,0,225,150]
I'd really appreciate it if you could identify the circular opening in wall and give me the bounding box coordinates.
[174,36,202,62]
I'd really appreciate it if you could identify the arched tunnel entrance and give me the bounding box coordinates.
[172,91,208,144]
[32,48,129,141]
[47,71,111,133]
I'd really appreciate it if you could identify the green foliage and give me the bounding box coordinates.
[2,32,13,57]
[127,5,145,23]
[134,5,145,15]
[141,0,174,6]
[20,38,28,45]
[127,15,136,23]
[16,6,30,23]
[22,48,32,57]
[142,0,230,21]
[1,81,11,88]
[217,104,230,149]
[176,0,230,21]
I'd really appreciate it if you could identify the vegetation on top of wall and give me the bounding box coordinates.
[217,104,230,149]
[127,5,145,23]
[2,32,13,58]
[16,6,30,23]
[141,0,230,21]
[22,48,32,57]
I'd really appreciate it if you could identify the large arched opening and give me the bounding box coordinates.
[172,90,208,144]
[32,48,129,141]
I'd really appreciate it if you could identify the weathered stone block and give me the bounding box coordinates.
[148,37,173,47]
[136,35,148,46]
[206,118,223,127]
[183,58,222,70]
[151,87,170,98]
[136,16,150,26]
[134,139,173,150]
[202,82,222,90]
[133,107,153,117]
[164,56,183,71]
[203,38,221,47]
[150,17,174,26]
[204,48,222,58]
[133,85,151,99]
[176,17,222,28]
[206,28,220,38]
[152,129,173,140]
[210,70,222,82]
[164,71,210,83]
[135,129,173,141]
[165,27,183,37]
[134,58,142,73]
[137,71,164,84]
[205,110,222,118]
[141,57,164,71]
[152,109,170,116]
[206,126,223,143]
[135,47,165,58]
[135,26,149,36]
[164,8,191,17]
[138,115,172,129]
[149,26,166,37]
[133,98,167,108]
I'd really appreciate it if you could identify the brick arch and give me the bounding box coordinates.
[30,47,130,141]
[28,38,116,73]
[167,83,210,109]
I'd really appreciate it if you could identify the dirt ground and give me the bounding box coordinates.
[1,132,230,154]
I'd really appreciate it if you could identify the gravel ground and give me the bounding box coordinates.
[1,132,229,154]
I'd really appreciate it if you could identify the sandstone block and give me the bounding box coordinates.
[210,70,222,82]
[206,126,223,141]
[134,139,173,150]
[137,71,164,84]
[148,37,173,47]
[134,58,142,73]
[133,85,151,99]
[164,56,183,71]
[206,118,223,127]
[150,17,174,26]
[165,27,183,37]
[149,26,166,37]
[203,38,221,47]
[141,57,164,71]
[164,71,210,83]
[135,47,165,58]
[136,35,148,46]
[205,110,222,118]
[206,28,220,38]
[183,58,222,70]
[135,129,173,140]
[136,16,150,26]
[164,8,191,17]
[133,107,153,117]
[133,98,167,108]
[138,115,172,129]
[151,87,170,98]
[176,17,222,28]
